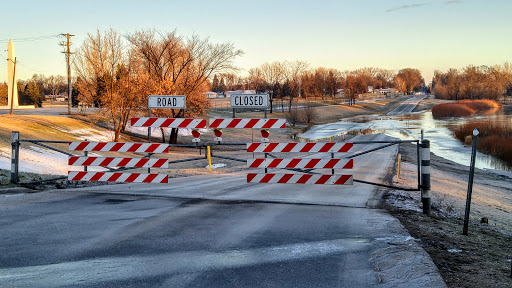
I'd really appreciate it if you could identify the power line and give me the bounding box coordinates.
[0,34,59,43]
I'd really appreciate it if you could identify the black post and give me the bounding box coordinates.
[270,91,273,114]
[232,108,235,118]
[463,128,479,235]
[417,141,421,190]
[84,139,88,172]
[421,139,431,215]
[10,131,19,184]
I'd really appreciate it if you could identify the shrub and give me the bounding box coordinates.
[301,103,318,124]
[286,107,301,127]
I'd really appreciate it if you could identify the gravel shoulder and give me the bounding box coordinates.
[384,142,512,287]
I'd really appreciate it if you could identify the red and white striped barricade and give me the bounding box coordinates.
[130,118,207,129]
[247,158,353,169]
[130,117,207,143]
[68,141,169,183]
[68,171,168,183]
[246,142,354,185]
[210,118,285,142]
[69,156,168,168]
[69,141,169,153]
[246,142,353,153]
[209,118,286,129]
[247,173,353,185]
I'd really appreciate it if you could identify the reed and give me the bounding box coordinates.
[453,120,512,164]
[432,99,500,118]
[432,103,475,118]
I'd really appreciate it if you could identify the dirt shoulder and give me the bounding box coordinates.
[383,142,512,287]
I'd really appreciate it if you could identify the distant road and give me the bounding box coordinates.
[386,95,426,116]
[0,133,445,287]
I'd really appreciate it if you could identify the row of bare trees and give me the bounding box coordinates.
[432,64,512,100]
[73,29,243,142]
[212,64,424,107]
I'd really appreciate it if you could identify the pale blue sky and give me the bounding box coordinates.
[1,0,511,84]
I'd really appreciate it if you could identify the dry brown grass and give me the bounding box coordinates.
[457,99,500,110]
[432,99,500,118]
[453,120,512,164]
[432,103,475,118]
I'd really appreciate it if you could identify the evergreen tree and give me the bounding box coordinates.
[219,77,226,92]
[24,81,42,107]
[212,75,219,92]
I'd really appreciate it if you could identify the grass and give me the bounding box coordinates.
[432,99,500,118]
[453,120,512,164]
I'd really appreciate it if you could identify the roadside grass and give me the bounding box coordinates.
[432,99,500,118]
[454,120,512,164]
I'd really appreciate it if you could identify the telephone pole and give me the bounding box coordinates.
[59,33,74,114]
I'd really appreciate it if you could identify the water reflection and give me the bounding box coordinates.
[299,109,512,173]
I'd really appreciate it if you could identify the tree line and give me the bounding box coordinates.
[212,63,425,107]
[0,74,71,106]
[432,64,512,100]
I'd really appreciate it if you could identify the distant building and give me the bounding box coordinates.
[224,90,256,98]
[45,95,67,101]
[335,89,345,96]
[368,86,374,93]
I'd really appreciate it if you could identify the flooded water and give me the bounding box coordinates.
[299,107,512,173]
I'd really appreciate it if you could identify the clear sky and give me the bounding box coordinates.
[1,0,511,84]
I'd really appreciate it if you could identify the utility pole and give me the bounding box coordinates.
[9,57,16,115]
[60,33,74,114]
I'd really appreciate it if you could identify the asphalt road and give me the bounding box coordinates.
[0,134,445,287]
[386,95,426,116]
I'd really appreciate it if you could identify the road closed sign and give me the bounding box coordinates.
[148,95,186,109]
[231,94,268,108]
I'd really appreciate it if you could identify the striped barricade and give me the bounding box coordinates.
[68,171,168,183]
[130,118,207,129]
[69,141,169,153]
[247,158,353,169]
[247,173,353,185]
[247,142,353,153]
[68,141,169,184]
[69,157,168,168]
[246,141,354,185]
[209,118,286,129]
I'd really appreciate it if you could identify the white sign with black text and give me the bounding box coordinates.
[148,95,186,109]
[230,94,269,108]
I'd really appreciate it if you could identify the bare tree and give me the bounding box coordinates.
[74,28,143,142]
[127,30,243,143]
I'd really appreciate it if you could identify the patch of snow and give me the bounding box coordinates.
[54,127,114,142]
[447,248,462,253]
[205,163,227,169]
[0,145,107,176]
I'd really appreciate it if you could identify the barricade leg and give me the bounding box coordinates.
[421,139,431,215]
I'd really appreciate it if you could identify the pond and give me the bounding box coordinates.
[299,107,512,174]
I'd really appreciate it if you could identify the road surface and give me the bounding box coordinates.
[0,134,445,287]
[386,95,426,116]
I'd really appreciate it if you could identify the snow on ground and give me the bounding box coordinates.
[0,145,68,175]
[205,163,227,169]
[54,127,114,142]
